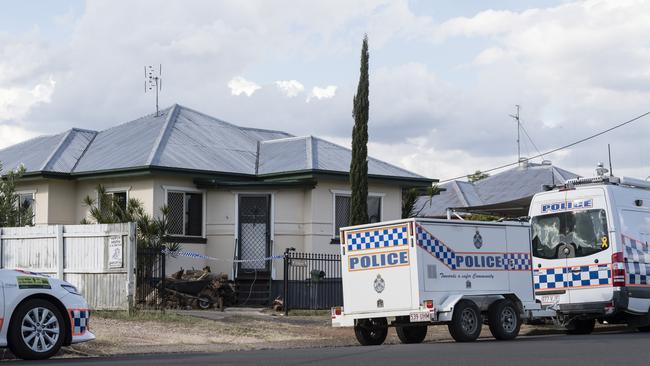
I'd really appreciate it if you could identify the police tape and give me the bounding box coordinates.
[161,248,284,263]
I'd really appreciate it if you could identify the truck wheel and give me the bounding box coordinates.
[566,318,595,335]
[396,325,428,344]
[354,318,388,346]
[448,300,482,342]
[488,299,521,340]
[8,299,65,360]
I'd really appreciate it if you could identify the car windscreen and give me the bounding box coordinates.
[531,209,608,260]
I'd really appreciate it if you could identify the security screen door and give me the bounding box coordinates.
[238,195,271,272]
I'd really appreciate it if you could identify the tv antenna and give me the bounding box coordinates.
[509,105,521,163]
[145,65,162,116]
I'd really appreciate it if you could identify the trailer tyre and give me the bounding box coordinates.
[566,318,595,335]
[488,299,521,340]
[396,325,428,344]
[354,318,388,346]
[448,300,482,342]
[637,326,650,332]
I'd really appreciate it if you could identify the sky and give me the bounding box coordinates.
[1,0,650,182]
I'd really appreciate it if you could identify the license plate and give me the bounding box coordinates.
[409,311,431,323]
[539,294,560,305]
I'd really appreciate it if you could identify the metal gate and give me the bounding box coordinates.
[135,247,166,309]
[283,251,343,313]
[237,195,271,272]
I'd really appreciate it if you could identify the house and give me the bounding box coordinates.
[416,160,579,218]
[0,104,435,303]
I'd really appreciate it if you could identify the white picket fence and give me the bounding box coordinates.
[0,223,136,310]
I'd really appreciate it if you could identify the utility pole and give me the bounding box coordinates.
[509,105,521,163]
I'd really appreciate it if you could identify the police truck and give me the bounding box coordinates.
[332,171,650,345]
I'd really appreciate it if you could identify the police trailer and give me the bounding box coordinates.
[332,170,650,345]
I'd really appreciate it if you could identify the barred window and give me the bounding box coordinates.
[167,191,203,237]
[334,194,382,238]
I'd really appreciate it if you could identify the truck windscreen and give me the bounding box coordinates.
[531,209,609,259]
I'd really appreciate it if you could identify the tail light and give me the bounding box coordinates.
[331,307,342,318]
[612,252,626,287]
[424,300,434,309]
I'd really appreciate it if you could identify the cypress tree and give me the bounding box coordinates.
[349,35,369,226]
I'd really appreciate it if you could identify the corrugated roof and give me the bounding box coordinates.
[257,136,426,179]
[416,162,580,217]
[0,104,431,182]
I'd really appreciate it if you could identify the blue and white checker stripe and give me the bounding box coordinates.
[623,235,650,286]
[415,225,457,269]
[70,309,89,336]
[505,253,532,271]
[534,265,611,290]
[346,225,410,252]
[568,264,610,287]
[533,268,566,290]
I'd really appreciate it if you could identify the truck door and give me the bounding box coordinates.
[563,190,612,305]
[531,209,571,306]
[341,223,414,314]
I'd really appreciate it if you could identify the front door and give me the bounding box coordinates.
[238,195,271,273]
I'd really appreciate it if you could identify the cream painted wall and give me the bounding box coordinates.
[47,180,77,224]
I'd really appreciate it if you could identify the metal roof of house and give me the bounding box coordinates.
[0,104,430,183]
[416,162,580,217]
[257,136,426,179]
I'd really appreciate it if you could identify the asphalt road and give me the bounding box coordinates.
[10,329,650,366]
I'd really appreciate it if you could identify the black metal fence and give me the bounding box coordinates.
[136,248,166,309]
[283,251,342,313]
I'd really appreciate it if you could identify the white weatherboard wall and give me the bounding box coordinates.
[0,223,136,310]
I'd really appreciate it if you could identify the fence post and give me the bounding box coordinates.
[56,225,64,280]
[127,222,136,315]
[283,248,289,316]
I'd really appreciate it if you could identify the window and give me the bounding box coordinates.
[531,209,609,259]
[333,193,382,239]
[104,191,127,212]
[167,191,203,237]
[16,192,34,226]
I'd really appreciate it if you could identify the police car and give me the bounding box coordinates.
[0,269,94,359]
[530,172,650,333]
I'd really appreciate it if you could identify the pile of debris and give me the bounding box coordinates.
[162,266,237,310]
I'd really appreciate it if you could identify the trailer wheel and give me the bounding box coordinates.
[488,299,521,340]
[566,318,595,335]
[448,300,482,342]
[396,325,428,344]
[354,318,388,346]
[197,296,212,310]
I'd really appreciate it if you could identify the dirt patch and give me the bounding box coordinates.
[68,311,626,357]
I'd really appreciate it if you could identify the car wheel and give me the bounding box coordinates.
[566,318,595,335]
[488,299,521,340]
[448,299,482,342]
[8,299,65,360]
[396,324,428,344]
[354,318,388,346]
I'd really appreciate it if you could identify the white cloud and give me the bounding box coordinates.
[228,76,261,97]
[0,76,55,122]
[307,85,337,101]
[0,125,39,150]
[274,80,304,97]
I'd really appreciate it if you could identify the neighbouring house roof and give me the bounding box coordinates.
[0,104,432,184]
[416,162,580,217]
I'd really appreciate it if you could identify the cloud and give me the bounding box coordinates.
[0,124,39,150]
[307,85,337,101]
[274,80,304,97]
[228,76,261,97]
[0,76,56,122]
